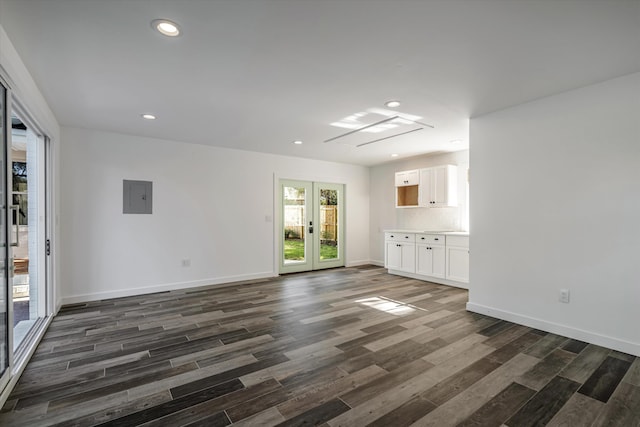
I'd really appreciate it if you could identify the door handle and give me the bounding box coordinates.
[10,205,19,247]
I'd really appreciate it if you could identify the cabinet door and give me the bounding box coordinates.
[386,242,402,270]
[416,244,433,275]
[395,170,419,187]
[416,244,445,278]
[400,243,415,272]
[431,166,447,205]
[446,246,469,283]
[386,242,415,272]
[418,169,432,207]
[420,166,457,207]
[431,245,446,278]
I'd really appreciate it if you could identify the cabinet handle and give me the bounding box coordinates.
[405,236,409,239]
[434,238,439,241]
[390,235,394,238]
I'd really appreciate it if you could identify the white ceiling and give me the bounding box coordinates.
[1,0,638,166]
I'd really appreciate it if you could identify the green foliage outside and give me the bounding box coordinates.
[284,239,338,261]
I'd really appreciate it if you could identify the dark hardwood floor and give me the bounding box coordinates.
[1,266,638,426]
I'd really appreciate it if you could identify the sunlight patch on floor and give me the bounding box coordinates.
[355,296,425,316]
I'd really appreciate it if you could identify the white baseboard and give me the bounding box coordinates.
[346,259,378,267]
[387,269,468,289]
[466,302,640,357]
[60,271,278,305]
[368,260,385,267]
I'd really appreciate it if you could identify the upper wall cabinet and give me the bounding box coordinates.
[395,170,419,187]
[419,165,458,207]
[395,169,420,207]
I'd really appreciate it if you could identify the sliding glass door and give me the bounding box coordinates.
[279,179,345,274]
[11,114,46,352]
[0,80,10,390]
[0,77,52,397]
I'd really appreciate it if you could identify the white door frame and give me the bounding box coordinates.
[276,177,345,274]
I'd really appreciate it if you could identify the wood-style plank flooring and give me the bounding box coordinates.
[1,266,638,426]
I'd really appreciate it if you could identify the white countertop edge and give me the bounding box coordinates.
[384,229,470,236]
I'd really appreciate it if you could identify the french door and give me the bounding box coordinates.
[0,80,10,391]
[279,180,345,274]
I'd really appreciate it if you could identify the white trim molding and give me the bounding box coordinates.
[60,272,277,305]
[467,302,640,358]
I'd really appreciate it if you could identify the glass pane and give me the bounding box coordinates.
[283,186,306,264]
[11,114,42,350]
[319,188,338,260]
[0,83,8,377]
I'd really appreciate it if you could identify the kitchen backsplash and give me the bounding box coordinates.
[397,206,462,231]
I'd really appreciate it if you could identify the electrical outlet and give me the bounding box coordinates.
[559,289,570,303]
[182,259,191,267]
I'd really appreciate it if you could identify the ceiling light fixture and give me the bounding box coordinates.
[141,114,156,120]
[293,140,303,145]
[152,19,181,37]
[385,100,401,108]
[391,153,399,157]
[450,139,463,144]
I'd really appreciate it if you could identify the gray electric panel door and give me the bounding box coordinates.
[123,180,152,214]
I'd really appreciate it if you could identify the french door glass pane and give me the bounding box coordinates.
[0,83,8,377]
[319,188,338,260]
[283,186,306,264]
[11,114,43,350]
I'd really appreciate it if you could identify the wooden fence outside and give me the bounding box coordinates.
[283,205,338,242]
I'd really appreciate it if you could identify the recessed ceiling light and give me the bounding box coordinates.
[385,100,401,108]
[450,139,463,144]
[293,140,303,145]
[141,114,156,120]
[391,153,399,157]
[152,19,181,37]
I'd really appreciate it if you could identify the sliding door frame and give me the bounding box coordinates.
[0,75,12,394]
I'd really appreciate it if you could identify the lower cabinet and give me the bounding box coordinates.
[385,232,468,287]
[416,234,445,278]
[445,235,469,283]
[384,232,416,273]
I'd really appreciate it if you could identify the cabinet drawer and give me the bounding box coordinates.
[385,232,415,243]
[446,235,469,248]
[416,234,445,245]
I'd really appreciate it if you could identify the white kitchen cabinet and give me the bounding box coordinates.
[385,232,416,273]
[419,165,458,207]
[395,170,419,187]
[384,231,468,288]
[416,234,445,278]
[395,170,420,208]
[446,235,469,283]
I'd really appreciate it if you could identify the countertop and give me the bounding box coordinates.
[384,229,470,236]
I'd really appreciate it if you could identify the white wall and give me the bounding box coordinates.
[60,127,370,303]
[468,72,640,356]
[369,150,469,265]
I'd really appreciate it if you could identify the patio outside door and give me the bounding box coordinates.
[279,180,345,274]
